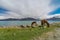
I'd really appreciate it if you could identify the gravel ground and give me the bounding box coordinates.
[34,28,60,40]
[46,28,60,40]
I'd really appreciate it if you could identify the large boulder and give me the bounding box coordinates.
[31,21,38,28]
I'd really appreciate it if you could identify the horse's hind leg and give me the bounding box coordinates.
[46,22,50,27]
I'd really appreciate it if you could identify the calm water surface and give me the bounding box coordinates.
[0,21,60,26]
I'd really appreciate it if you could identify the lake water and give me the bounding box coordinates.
[0,21,60,26]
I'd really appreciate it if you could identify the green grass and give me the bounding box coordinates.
[0,23,59,40]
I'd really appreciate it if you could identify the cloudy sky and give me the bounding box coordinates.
[0,0,60,19]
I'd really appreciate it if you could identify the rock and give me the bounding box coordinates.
[26,25,30,28]
[20,25,25,28]
[31,21,38,28]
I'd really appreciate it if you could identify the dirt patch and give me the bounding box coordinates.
[33,28,60,40]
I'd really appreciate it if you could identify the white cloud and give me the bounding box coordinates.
[49,14,60,18]
[0,16,8,19]
[0,0,57,19]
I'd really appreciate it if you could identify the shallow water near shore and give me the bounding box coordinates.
[0,20,60,26]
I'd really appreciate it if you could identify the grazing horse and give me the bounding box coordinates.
[41,19,50,27]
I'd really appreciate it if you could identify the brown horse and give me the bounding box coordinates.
[41,19,50,27]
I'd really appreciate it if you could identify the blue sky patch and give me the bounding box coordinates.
[51,0,60,6]
[0,7,8,14]
[49,8,60,15]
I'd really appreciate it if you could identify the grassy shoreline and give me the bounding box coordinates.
[0,23,60,40]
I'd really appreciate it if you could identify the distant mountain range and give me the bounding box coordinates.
[0,18,40,21]
[47,17,60,21]
[0,17,60,21]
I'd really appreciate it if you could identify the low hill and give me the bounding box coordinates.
[0,18,40,21]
